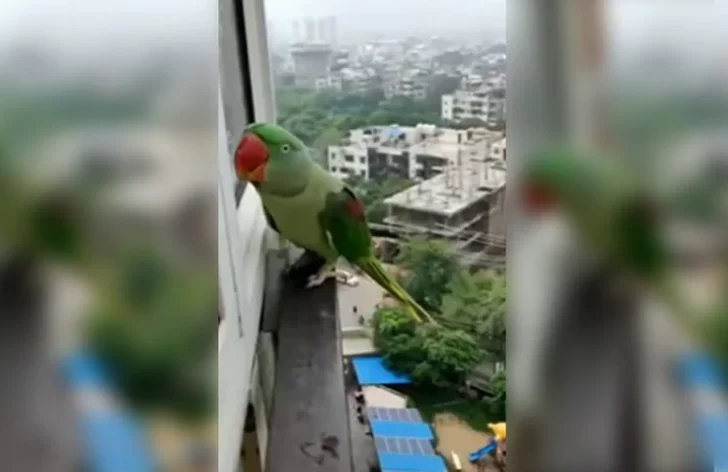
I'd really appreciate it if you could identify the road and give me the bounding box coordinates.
[336,267,386,329]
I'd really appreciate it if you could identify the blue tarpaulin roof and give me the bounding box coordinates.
[62,352,157,472]
[371,420,434,440]
[677,351,728,470]
[697,415,728,467]
[63,353,113,388]
[378,453,447,472]
[352,356,411,385]
[678,353,725,388]
[81,413,157,472]
[384,127,405,139]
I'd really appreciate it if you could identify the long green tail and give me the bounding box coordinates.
[355,256,435,323]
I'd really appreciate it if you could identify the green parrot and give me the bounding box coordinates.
[519,149,711,346]
[232,122,434,323]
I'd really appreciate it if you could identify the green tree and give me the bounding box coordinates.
[372,307,483,388]
[424,75,461,111]
[371,307,423,373]
[274,86,444,148]
[441,270,506,362]
[87,242,216,421]
[395,237,463,312]
[414,323,484,386]
[484,370,506,420]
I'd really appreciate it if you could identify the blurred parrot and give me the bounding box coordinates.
[519,149,717,347]
[232,122,434,323]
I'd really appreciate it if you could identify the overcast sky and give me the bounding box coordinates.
[265,0,504,40]
[0,0,216,59]
[0,0,726,60]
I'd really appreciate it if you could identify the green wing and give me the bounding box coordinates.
[320,186,434,323]
[319,186,373,261]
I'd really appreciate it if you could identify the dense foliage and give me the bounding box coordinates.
[372,307,483,387]
[372,237,507,416]
[485,370,506,420]
[276,87,445,150]
[86,242,216,421]
[441,269,506,362]
[395,236,464,313]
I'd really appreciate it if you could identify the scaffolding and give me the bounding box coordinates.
[381,145,507,269]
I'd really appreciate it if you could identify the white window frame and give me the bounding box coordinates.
[218,0,277,469]
[218,85,269,472]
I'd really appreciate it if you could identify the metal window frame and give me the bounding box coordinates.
[218,84,269,472]
[218,0,277,470]
[219,3,353,470]
[220,0,277,208]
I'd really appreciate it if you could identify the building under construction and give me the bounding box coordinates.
[381,156,506,269]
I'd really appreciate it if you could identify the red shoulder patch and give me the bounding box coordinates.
[344,198,365,220]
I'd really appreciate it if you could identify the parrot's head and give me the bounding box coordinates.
[234,122,310,194]
[520,150,583,215]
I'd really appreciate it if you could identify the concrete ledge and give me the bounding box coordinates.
[265,277,353,472]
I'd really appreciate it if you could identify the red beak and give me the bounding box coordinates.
[234,133,268,183]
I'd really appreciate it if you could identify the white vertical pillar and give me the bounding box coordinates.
[218,81,268,472]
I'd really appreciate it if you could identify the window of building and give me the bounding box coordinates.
[219,0,278,470]
[261,2,508,470]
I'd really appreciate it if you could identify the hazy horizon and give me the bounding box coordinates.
[265,0,505,42]
[0,0,727,66]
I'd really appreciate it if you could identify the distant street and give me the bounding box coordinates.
[336,271,385,329]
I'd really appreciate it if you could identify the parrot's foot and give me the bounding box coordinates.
[305,264,338,289]
[287,250,327,288]
[305,270,335,288]
[333,268,353,281]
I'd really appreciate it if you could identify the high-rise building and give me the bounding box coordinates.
[326,16,338,46]
[304,17,316,42]
[290,42,333,88]
[292,20,300,42]
[317,18,328,43]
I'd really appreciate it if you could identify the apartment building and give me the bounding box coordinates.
[382,161,507,268]
[384,74,427,100]
[314,74,343,92]
[327,124,501,182]
[441,87,506,124]
[489,136,506,161]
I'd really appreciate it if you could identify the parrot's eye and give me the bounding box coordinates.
[281,144,291,153]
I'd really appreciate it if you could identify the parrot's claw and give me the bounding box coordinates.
[305,265,337,289]
[305,271,333,289]
[333,269,353,281]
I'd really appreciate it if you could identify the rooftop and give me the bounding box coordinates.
[384,164,506,216]
[335,125,502,165]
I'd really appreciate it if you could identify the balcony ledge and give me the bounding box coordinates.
[265,275,353,472]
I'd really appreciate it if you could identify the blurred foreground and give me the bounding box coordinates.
[0,3,217,470]
[509,2,728,472]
